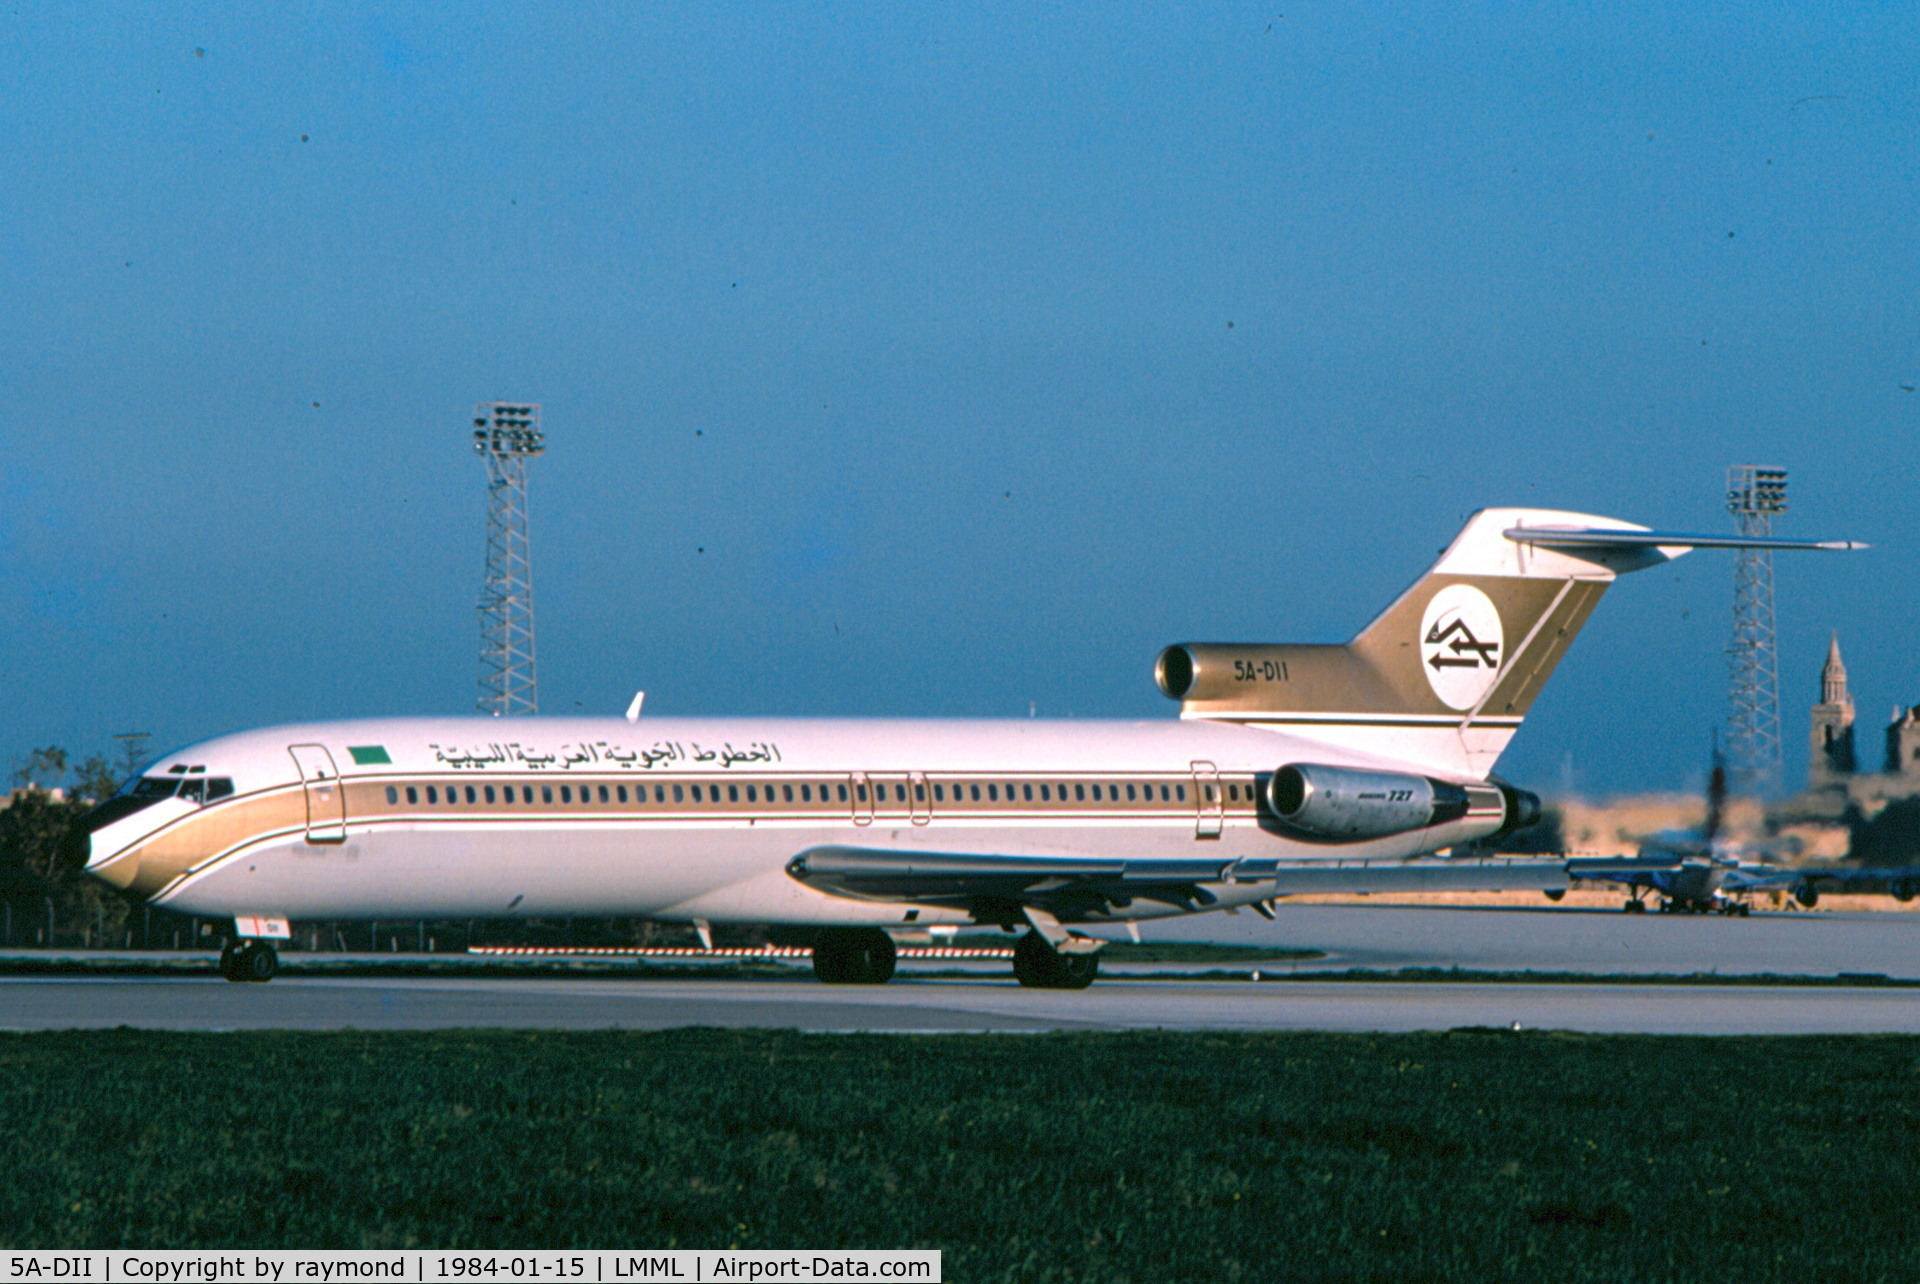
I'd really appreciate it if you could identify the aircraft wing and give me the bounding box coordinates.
[1719,864,1920,894]
[786,846,1230,922]
[788,845,1572,926]
[1567,857,1689,890]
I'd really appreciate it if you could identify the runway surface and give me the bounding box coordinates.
[1162,903,1920,979]
[4,974,1919,1034]
[4,905,1915,1034]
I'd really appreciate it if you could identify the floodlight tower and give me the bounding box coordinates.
[474,402,544,717]
[1725,465,1788,793]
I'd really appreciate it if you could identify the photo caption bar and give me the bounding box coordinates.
[2,1253,939,1284]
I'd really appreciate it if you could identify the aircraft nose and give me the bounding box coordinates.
[62,796,150,881]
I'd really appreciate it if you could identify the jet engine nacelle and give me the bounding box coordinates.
[1267,764,1474,841]
[1155,644,1296,702]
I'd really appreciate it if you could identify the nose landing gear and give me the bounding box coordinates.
[219,940,280,983]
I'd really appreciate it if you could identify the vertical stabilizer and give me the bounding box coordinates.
[1156,509,1650,777]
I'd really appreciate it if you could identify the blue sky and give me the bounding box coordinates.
[1,3,1914,796]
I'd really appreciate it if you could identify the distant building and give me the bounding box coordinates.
[1889,707,1920,781]
[1810,634,1857,787]
[1800,631,1920,791]
[1775,633,1920,851]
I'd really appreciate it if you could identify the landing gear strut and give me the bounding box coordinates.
[1012,930,1099,990]
[811,928,897,984]
[219,939,279,983]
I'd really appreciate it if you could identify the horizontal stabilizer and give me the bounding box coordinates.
[1505,527,1867,553]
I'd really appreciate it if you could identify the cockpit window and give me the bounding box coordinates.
[112,774,234,805]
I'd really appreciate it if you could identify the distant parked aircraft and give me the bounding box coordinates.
[1570,743,1919,913]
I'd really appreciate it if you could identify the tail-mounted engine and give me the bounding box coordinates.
[1267,763,1534,844]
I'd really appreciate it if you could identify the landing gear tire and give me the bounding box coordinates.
[1013,931,1099,990]
[1623,899,1646,914]
[811,928,896,985]
[220,940,279,984]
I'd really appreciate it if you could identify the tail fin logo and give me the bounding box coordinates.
[1420,584,1504,710]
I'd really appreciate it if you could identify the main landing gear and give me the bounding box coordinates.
[811,927,897,985]
[1012,930,1099,990]
[219,939,279,983]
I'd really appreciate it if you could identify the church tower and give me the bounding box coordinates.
[1810,633,1856,786]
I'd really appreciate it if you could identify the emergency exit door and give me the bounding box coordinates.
[288,744,347,843]
[1191,760,1224,839]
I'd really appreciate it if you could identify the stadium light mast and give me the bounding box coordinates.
[1725,465,1788,794]
[474,402,544,717]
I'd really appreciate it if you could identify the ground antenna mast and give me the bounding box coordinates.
[474,402,544,717]
[1725,465,1787,794]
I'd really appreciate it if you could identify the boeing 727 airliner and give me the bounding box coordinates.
[67,508,1862,985]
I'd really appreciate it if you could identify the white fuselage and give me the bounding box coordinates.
[83,714,1507,929]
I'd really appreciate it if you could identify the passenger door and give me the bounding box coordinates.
[848,772,875,827]
[288,744,348,843]
[1191,760,1224,839]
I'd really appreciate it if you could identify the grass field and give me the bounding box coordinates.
[2,1030,1917,1282]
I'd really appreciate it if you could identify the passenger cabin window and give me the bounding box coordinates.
[465,786,478,804]
[385,786,398,805]
[542,785,554,804]
[617,785,627,803]
[426,786,438,804]
[730,785,740,802]
[560,785,572,804]
[837,784,849,802]
[486,785,497,804]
